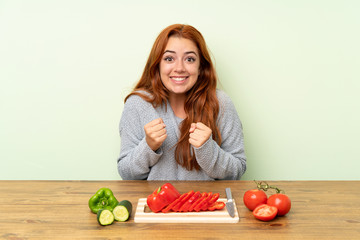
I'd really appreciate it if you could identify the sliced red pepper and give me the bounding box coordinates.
[146,183,181,213]
[161,197,181,213]
[194,192,212,212]
[161,190,194,213]
[179,191,201,212]
[192,193,208,212]
[207,193,220,206]
[163,191,188,213]
[172,190,194,212]
[188,192,207,212]
[200,192,215,211]
[208,201,226,211]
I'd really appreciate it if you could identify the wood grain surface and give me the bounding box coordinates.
[0,180,360,240]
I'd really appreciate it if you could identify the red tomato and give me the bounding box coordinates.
[243,189,268,210]
[253,204,278,221]
[267,193,291,216]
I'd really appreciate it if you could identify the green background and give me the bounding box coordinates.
[1,0,359,180]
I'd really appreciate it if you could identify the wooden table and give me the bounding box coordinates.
[1,180,359,239]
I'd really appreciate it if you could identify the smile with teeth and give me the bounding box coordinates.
[171,76,188,82]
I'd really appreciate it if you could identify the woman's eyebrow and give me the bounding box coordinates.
[164,50,176,54]
[163,50,198,56]
[185,51,198,56]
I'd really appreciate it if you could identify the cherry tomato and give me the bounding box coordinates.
[243,189,268,211]
[267,193,291,216]
[253,204,278,221]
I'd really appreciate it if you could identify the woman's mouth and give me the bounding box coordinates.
[170,76,188,83]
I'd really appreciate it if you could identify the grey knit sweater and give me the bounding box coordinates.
[117,89,246,180]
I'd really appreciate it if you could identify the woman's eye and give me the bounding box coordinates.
[186,57,196,62]
[164,56,173,61]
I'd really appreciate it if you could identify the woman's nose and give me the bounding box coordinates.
[174,60,185,73]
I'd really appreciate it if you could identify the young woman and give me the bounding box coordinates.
[117,24,246,180]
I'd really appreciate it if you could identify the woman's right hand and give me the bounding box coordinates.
[144,118,167,151]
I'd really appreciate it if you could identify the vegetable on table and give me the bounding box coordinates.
[253,204,278,221]
[243,189,267,211]
[244,180,292,221]
[147,183,181,213]
[161,194,186,213]
[179,191,199,212]
[147,183,225,213]
[89,188,119,214]
[172,190,194,212]
[97,209,115,226]
[208,201,225,211]
[267,194,291,216]
[188,192,207,212]
[194,192,213,212]
[254,180,292,216]
[113,200,133,222]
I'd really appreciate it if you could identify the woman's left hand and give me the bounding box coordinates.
[189,122,212,148]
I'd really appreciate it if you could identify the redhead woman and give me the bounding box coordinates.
[117,24,246,180]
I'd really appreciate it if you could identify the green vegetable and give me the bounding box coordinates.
[97,209,115,226]
[89,188,119,214]
[113,200,132,222]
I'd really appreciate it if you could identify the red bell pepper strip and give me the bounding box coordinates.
[146,183,181,213]
[169,192,188,212]
[194,192,213,212]
[161,198,180,213]
[188,192,207,212]
[192,192,209,212]
[179,191,201,212]
[172,190,194,212]
[200,193,220,212]
[162,191,189,213]
[200,192,215,211]
[206,193,220,207]
[208,201,226,211]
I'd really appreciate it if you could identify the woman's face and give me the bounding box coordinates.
[159,36,200,98]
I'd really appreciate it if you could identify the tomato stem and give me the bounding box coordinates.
[254,180,284,194]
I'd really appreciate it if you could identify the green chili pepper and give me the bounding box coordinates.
[88,188,119,214]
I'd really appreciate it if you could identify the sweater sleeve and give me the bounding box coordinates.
[117,95,163,180]
[194,91,246,180]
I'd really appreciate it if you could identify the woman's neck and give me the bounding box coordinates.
[168,94,186,119]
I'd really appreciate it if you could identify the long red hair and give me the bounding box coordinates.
[125,24,221,170]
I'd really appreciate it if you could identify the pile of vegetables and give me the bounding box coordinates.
[88,187,132,226]
[243,181,291,221]
[88,181,291,225]
[147,183,225,213]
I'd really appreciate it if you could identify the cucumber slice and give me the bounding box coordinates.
[113,200,132,222]
[97,209,115,226]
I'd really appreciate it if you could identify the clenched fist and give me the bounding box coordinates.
[189,122,212,148]
[144,118,167,151]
